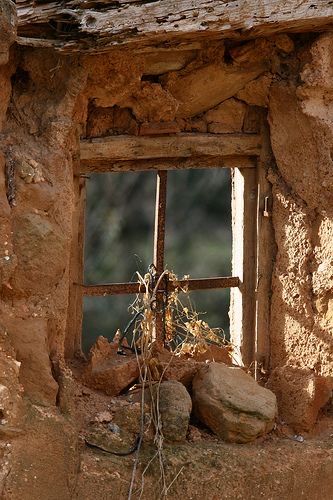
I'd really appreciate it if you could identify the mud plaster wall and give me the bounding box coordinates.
[267,34,333,430]
[0,32,332,463]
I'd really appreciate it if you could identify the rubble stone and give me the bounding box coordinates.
[149,343,201,388]
[192,362,277,443]
[84,336,140,396]
[12,213,67,296]
[139,120,180,135]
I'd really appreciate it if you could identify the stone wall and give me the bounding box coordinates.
[0,27,332,496]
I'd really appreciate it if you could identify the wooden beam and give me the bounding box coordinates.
[65,141,86,358]
[80,134,261,169]
[230,166,258,368]
[78,155,257,174]
[16,1,333,52]
[254,112,275,376]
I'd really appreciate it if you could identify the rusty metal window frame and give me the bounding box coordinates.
[81,169,239,345]
[67,132,264,366]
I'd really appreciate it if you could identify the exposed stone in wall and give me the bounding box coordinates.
[267,365,333,432]
[82,39,285,136]
[0,49,88,413]
[204,98,247,133]
[236,73,273,107]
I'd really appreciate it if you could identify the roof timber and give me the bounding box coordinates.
[16,0,333,53]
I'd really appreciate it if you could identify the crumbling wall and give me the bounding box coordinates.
[0,24,332,497]
[0,32,331,422]
[267,33,333,431]
[0,49,87,406]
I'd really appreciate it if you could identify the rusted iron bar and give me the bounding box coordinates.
[153,170,168,344]
[175,276,240,291]
[154,170,167,275]
[80,276,240,296]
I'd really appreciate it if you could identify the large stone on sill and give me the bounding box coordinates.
[153,380,192,442]
[84,336,140,396]
[192,362,277,443]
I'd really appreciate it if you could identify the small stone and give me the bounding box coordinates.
[149,343,202,388]
[187,425,202,442]
[192,362,277,443]
[153,380,192,442]
[0,384,10,416]
[272,34,295,54]
[108,422,120,434]
[186,344,233,365]
[94,411,113,423]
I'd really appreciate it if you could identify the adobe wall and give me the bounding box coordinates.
[0,29,332,497]
[267,34,333,430]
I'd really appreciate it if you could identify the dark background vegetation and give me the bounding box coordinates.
[83,168,232,353]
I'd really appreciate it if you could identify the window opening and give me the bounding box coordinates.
[83,169,238,351]
[84,171,155,284]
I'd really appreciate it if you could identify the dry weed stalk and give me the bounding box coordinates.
[126,270,230,499]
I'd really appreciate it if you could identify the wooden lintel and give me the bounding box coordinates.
[78,155,257,174]
[80,134,261,169]
[16,1,333,53]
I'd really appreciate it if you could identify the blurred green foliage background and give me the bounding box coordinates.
[83,168,231,353]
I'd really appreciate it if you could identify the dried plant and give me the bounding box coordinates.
[126,269,230,499]
[128,269,228,358]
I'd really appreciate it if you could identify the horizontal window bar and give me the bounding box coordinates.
[78,276,240,296]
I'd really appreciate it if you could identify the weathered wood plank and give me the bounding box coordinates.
[16,1,333,52]
[78,155,257,174]
[254,112,275,376]
[230,166,258,368]
[65,143,86,358]
[80,134,261,168]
